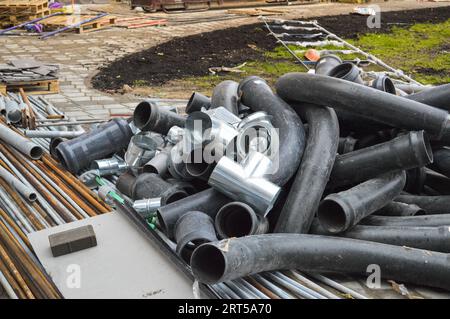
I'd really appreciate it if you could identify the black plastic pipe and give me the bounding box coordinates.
[157,188,231,239]
[132,173,188,204]
[56,119,133,173]
[328,63,363,84]
[133,101,186,135]
[371,75,396,94]
[318,171,406,234]
[425,169,450,195]
[310,222,450,253]
[174,211,218,264]
[404,167,426,194]
[396,194,450,214]
[190,234,450,290]
[430,147,450,179]
[210,80,239,115]
[360,214,450,227]
[274,104,339,233]
[329,131,432,188]
[116,172,136,198]
[375,201,424,217]
[275,73,450,141]
[186,92,211,114]
[215,202,269,239]
[238,76,306,186]
[314,54,342,75]
[407,84,450,111]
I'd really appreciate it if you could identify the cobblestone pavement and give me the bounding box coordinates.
[0,1,447,119]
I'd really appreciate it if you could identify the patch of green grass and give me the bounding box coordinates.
[179,19,450,92]
[351,19,450,84]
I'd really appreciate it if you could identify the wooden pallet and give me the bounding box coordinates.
[0,0,49,16]
[0,79,59,95]
[41,15,117,34]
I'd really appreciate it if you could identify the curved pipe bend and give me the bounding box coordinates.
[238,76,306,186]
[275,103,339,233]
[275,73,450,142]
[210,80,239,115]
[190,234,450,290]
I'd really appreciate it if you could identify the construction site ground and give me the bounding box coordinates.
[0,0,448,119]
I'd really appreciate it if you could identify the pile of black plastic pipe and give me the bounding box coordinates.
[54,55,450,293]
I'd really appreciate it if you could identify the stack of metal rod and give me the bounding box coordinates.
[0,94,111,299]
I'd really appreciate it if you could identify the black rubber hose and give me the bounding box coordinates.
[186,92,211,114]
[133,101,186,135]
[318,171,406,233]
[360,214,450,227]
[238,76,306,186]
[430,147,450,179]
[157,188,231,239]
[329,131,432,188]
[396,194,450,214]
[210,80,239,115]
[274,104,339,233]
[131,173,188,204]
[275,73,450,141]
[310,222,450,253]
[314,54,342,75]
[190,234,450,290]
[374,201,425,217]
[215,202,269,239]
[174,211,218,264]
[407,84,450,111]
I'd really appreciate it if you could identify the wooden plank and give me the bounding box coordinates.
[1,79,59,95]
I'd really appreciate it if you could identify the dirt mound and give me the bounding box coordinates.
[92,6,450,91]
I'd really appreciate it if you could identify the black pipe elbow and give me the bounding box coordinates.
[133,101,186,135]
[329,131,432,188]
[318,171,406,234]
[314,54,342,75]
[215,202,269,239]
[375,201,425,217]
[360,213,450,227]
[157,188,231,239]
[238,76,306,186]
[407,84,450,111]
[210,80,239,115]
[56,119,133,173]
[174,211,218,264]
[310,222,450,253]
[186,92,211,114]
[396,194,450,215]
[190,234,450,290]
[274,104,339,234]
[275,73,450,142]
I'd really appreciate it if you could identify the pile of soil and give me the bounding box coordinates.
[92,6,450,91]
